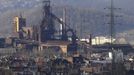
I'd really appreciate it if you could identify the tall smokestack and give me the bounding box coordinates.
[60,18,63,36]
[89,34,92,45]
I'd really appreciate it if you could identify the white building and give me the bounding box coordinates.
[92,36,115,45]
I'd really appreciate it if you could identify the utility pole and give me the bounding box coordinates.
[110,0,115,45]
[105,0,116,75]
[107,0,125,75]
[109,0,116,75]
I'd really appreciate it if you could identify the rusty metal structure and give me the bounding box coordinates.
[38,0,78,53]
[40,0,55,42]
[40,0,77,43]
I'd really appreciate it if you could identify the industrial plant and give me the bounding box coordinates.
[0,0,133,75]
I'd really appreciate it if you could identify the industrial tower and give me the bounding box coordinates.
[40,0,77,42]
[13,15,26,39]
[40,0,55,42]
[38,0,78,53]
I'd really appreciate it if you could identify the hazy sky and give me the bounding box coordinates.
[0,0,133,13]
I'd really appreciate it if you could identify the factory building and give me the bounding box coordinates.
[10,0,78,56]
[13,16,26,38]
[21,27,33,39]
[92,36,116,45]
[13,16,26,32]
